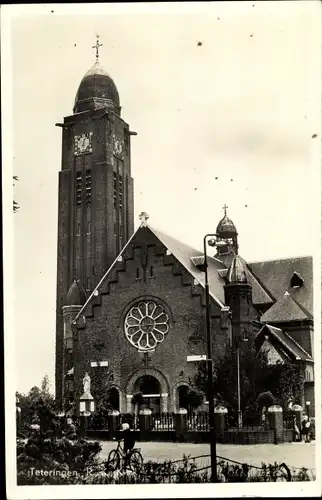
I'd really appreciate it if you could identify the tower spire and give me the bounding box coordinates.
[92,34,103,63]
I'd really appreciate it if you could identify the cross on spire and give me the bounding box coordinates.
[223,204,228,216]
[139,212,149,226]
[92,34,103,63]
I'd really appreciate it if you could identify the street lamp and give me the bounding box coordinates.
[203,234,218,483]
[236,338,248,429]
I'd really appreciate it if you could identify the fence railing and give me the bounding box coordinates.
[187,412,209,431]
[84,412,287,433]
[69,411,302,445]
[148,412,174,431]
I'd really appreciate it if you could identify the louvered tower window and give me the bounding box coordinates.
[113,172,117,209]
[119,174,123,210]
[85,169,92,205]
[76,172,82,206]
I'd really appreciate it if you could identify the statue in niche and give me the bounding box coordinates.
[83,372,91,394]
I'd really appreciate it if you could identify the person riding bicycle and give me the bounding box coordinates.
[118,414,136,458]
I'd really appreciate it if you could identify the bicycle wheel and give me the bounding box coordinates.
[276,463,291,482]
[106,449,120,472]
[129,449,143,472]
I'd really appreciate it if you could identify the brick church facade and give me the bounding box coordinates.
[55,47,314,416]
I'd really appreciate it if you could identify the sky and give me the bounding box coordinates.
[3,2,321,394]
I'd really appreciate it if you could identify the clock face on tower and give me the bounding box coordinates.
[112,134,124,159]
[74,133,93,156]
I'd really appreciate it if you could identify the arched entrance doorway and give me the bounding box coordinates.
[107,387,120,411]
[134,375,161,413]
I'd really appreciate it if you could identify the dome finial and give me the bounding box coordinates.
[92,34,103,63]
[223,203,228,217]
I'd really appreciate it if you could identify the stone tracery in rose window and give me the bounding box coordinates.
[124,301,169,351]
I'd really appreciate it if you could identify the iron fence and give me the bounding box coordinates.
[187,412,209,431]
[148,413,174,431]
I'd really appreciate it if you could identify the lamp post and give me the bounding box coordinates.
[203,234,218,483]
[236,345,242,429]
[236,337,248,429]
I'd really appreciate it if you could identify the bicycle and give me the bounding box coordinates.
[105,437,143,473]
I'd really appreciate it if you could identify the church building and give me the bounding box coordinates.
[55,40,314,416]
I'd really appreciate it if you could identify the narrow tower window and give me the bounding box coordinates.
[76,172,82,206]
[119,175,123,209]
[136,268,141,281]
[86,207,91,235]
[113,172,117,209]
[150,266,154,279]
[85,169,91,205]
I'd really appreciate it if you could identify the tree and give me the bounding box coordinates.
[41,374,51,395]
[256,391,275,409]
[193,338,304,426]
[16,377,55,436]
[180,387,204,412]
[263,361,304,409]
[13,175,19,212]
[194,339,268,425]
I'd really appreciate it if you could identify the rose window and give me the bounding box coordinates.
[124,301,169,351]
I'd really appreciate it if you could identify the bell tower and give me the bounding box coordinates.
[55,37,136,403]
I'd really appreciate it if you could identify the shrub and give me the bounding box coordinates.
[256,391,275,409]
[17,436,102,485]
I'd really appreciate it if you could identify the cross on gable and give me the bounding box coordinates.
[92,35,103,62]
[139,212,149,226]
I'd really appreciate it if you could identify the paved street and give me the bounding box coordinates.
[99,440,316,474]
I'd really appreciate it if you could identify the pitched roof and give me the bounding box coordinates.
[256,324,313,362]
[248,256,313,316]
[207,256,274,306]
[240,257,274,306]
[148,226,226,307]
[261,291,312,323]
[73,222,313,328]
[74,223,226,320]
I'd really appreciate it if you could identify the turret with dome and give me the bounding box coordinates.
[214,205,239,265]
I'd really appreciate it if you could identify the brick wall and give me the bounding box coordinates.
[73,226,227,412]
